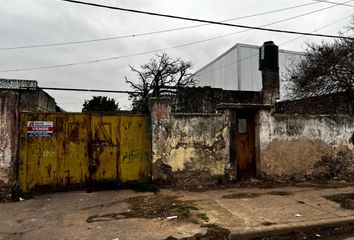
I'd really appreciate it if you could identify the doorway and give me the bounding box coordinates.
[235,110,256,179]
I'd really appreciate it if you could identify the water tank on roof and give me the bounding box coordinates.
[259,41,279,71]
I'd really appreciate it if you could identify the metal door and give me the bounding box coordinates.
[235,110,256,179]
[19,113,90,193]
[89,115,120,184]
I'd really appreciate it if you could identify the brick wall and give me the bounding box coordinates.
[275,92,352,115]
[173,87,262,113]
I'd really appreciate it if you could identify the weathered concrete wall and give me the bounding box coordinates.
[36,90,57,112]
[0,91,19,198]
[150,98,231,185]
[20,89,57,112]
[19,91,37,112]
[0,89,57,199]
[259,111,354,180]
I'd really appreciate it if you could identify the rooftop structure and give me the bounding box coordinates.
[193,43,304,100]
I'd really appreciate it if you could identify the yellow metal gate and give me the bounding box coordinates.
[18,113,151,194]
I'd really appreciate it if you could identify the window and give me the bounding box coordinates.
[238,119,247,133]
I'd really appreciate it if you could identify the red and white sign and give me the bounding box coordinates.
[27,121,53,137]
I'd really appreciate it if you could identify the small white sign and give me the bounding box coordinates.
[27,121,53,137]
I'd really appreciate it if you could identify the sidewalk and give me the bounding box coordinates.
[174,186,354,239]
[0,186,353,240]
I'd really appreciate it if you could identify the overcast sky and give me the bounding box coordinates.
[0,0,353,111]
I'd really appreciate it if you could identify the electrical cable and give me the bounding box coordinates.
[25,87,136,93]
[0,1,322,51]
[1,0,352,73]
[16,12,353,103]
[59,0,354,40]
[194,14,353,78]
[279,14,352,45]
[25,12,352,101]
[208,0,354,44]
[311,0,354,7]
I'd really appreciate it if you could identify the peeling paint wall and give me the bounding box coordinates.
[0,92,19,198]
[259,111,354,180]
[150,98,231,184]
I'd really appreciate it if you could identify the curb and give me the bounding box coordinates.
[229,215,354,239]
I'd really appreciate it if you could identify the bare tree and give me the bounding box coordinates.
[288,17,354,99]
[126,53,195,113]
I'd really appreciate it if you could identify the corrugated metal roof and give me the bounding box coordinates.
[193,43,304,100]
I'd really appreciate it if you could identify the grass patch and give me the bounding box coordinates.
[196,213,209,222]
[201,223,219,228]
[122,194,198,220]
[158,203,197,218]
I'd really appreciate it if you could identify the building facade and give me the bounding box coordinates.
[193,43,303,100]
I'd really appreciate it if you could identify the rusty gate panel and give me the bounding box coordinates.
[19,113,90,194]
[56,115,90,187]
[119,115,151,182]
[19,113,151,194]
[90,115,120,183]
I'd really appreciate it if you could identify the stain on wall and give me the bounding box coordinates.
[150,97,231,184]
[259,111,354,180]
[0,92,19,198]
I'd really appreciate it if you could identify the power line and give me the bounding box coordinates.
[193,1,354,76]
[280,14,352,46]
[60,0,354,40]
[14,14,352,97]
[0,1,321,51]
[41,86,181,94]
[40,87,135,94]
[214,0,354,43]
[0,47,181,72]
[194,14,352,78]
[311,0,354,7]
[1,0,352,73]
[57,95,128,104]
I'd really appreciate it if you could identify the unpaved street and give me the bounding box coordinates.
[1,186,354,240]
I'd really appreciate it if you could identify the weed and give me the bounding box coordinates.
[201,223,219,228]
[196,213,209,222]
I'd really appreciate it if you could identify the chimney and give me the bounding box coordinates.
[259,41,280,105]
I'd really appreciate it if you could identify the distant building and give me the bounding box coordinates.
[193,43,304,100]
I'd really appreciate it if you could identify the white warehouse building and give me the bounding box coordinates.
[193,43,304,100]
